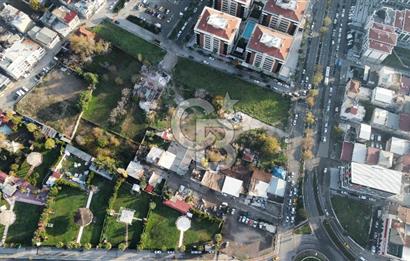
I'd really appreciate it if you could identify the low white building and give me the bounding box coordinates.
[0,4,34,33]
[372,87,395,107]
[73,0,105,19]
[267,176,286,198]
[0,39,45,79]
[351,162,402,195]
[0,74,11,91]
[28,26,61,49]
[358,123,372,141]
[352,143,367,164]
[221,176,243,197]
[42,6,81,37]
[387,137,410,155]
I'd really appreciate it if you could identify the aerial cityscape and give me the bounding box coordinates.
[0,0,409,260]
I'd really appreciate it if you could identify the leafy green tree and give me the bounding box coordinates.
[26,123,37,133]
[323,16,332,27]
[118,243,127,251]
[83,243,92,250]
[149,201,156,210]
[45,138,56,150]
[29,0,41,10]
[83,72,99,86]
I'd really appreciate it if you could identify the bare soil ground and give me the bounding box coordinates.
[17,69,88,137]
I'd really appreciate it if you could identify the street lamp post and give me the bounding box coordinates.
[36,242,41,255]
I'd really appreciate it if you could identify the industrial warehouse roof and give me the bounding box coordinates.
[351,162,402,194]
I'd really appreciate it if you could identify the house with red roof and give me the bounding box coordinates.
[245,24,293,74]
[51,6,80,30]
[163,198,191,214]
[362,21,397,63]
[194,7,242,56]
[260,0,308,35]
[212,0,254,18]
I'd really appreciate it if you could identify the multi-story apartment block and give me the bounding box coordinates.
[194,7,241,56]
[260,0,308,35]
[361,21,397,63]
[212,0,254,18]
[244,24,293,74]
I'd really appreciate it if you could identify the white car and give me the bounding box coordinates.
[322,136,327,143]
[202,60,209,65]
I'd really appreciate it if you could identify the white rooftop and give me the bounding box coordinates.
[0,4,33,33]
[146,147,165,164]
[221,176,243,197]
[267,176,286,197]
[352,143,367,164]
[388,137,410,155]
[125,161,144,180]
[249,180,269,198]
[373,87,395,105]
[118,209,135,225]
[351,162,402,194]
[372,108,389,125]
[276,0,297,10]
[260,33,282,48]
[207,15,228,29]
[158,151,176,170]
[359,123,372,140]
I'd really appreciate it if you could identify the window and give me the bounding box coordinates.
[254,53,262,68]
[262,56,274,72]
[204,34,212,50]
[213,38,220,53]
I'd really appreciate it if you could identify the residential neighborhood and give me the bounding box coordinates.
[0,0,409,260]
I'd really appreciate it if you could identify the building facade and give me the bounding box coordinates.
[244,24,293,74]
[194,7,241,56]
[213,0,254,18]
[260,0,308,35]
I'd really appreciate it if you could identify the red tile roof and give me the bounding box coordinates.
[404,10,410,33]
[400,155,410,172]
[64,10,77,24]
[163,199,191,214]
[145,184,154,193]
[263,0,308,22]
[52,171,62,179]
[340,142,354,161]
[0,171,8,183]
[195,7,241,42]
[395,10,404,29]
[367,22,397,53]
[400,113,410,132]
[367,147,380,165]
[251,169,272,183]
[247,24,293,61]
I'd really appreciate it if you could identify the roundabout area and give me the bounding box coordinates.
[294,249,329,261]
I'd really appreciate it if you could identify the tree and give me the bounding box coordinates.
[139,178,147,190]
[117,168,128,178]
[305,112,315,125]
[214,233,223,243]
[179,245,186,252]
[78,90,92,111]
[149,201,156,210]
[83,243,92,250]
[319,26,329,34]
[29,0,41,10]
[306,96,315,108]
[312,68,324,87]
[118,242,127,251]
[104,242,112,250]
[56,241,64,248]
[44,138,56,150]
[26,123,37,133]
[323,16,332,27]
[83,72,99,86]
[0,133,6,143]
[302,150,314,160]
[69,35,110,61]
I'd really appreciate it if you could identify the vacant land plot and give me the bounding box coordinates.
[174,58,290,127]
[81,175,113,245]
[16,69,88,137]
[331,195,372,247]
[44,186,87,245]
[101,183,150,248]
[82,47,146,140]
[92,21,165,65]
[6,202,43,246]
[141,202,220,250]
[74,120,138,168]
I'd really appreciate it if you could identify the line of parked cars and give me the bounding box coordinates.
[285,172,297,225]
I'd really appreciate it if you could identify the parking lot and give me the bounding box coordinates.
[222,213,274,259]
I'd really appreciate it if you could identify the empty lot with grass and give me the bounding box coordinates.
[174,58,290,127]
[92,20,165,65]
[16,69,88,137]
[331,195,372,247]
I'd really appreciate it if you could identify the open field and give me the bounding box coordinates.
[82,47,146,141]
[6,203,43,246]
[141,202,220,250]
[92,21,166,65]
[174,58,290,127]
[331,195,372,247]
[101,183,150,248]
[81,175,113,245]
[44,186,88,245]
[16,69,88,137]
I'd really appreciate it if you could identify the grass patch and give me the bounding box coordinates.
[93,21,165,65]
[141,202,220,250]
[101,183,150,248]
[44,186,87,245]
[331,195,371,247]
[7,202,43,246]
[174,58,290,126]
[81,175,114,245]
[294,223,312,235]
[82,47,146,140]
